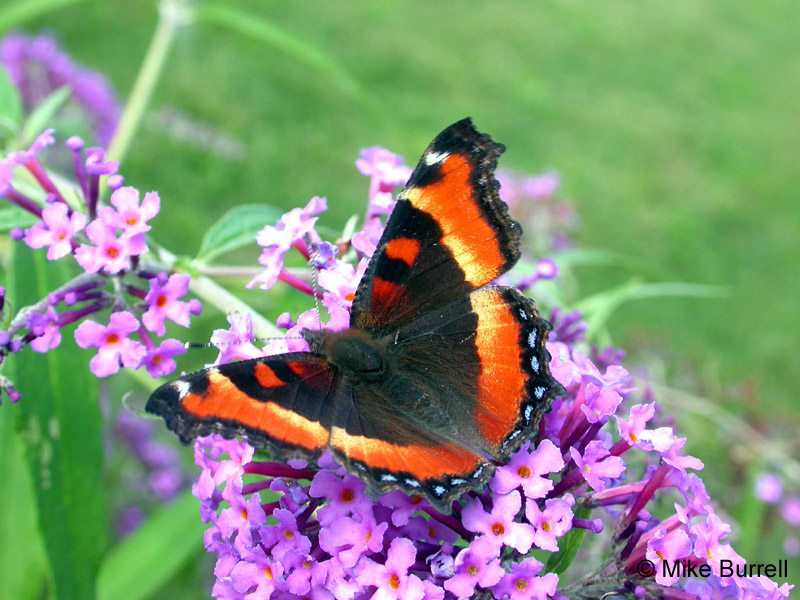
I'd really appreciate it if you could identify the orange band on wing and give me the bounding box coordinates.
[384,237,421,266]
[406,154,504,286]
[182,371,329,450]
[330,426,482,480]
[470,289,527,447]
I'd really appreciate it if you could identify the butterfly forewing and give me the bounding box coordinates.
[351,118,521,335]
[145,353,337,462]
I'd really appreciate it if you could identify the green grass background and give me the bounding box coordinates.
[7,0,799,595]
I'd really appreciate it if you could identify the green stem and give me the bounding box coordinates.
[106,0,187,164]
[189,275,281,341]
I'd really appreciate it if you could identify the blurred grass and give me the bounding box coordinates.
[8,0,800,593]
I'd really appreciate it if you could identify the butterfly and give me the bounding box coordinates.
[146,118,565,512]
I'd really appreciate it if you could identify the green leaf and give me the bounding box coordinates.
[0,206,40,231]
[545,505,592,574]
[195,203,282,263]
[194,3,362,97]
[574,279,728,337]
[0,400,48,599]
[9,245,107,600]
[22,86,72,143]
[0,65,23,133]
[0,0,91,32]
[97,490,206,600]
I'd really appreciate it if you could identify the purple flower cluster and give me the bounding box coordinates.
[185,147,791,599]
[0,130,201,400]
[0,32,120,145]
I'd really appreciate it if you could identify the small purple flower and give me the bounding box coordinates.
[525,494,575,552]
[211,312,263,365]
[318,514,388,568]
[580,382,623,424]
[356,146,411,216]
[141,338,185,377]
[74,220,146,274]
[230,544,284,597]
[23,202,85,260]
[444,536,504,599]
[310,240,339,269]
[267,508,312,561]
[319,257,369,310]
[661,436,704,474]
[492,557,559,600]
[7,129,55,165]
[247,196,327,291]
[462,491,535,553]
[692,513,732,570]
[309,471,374,526]
[615,403,674,453]
[26,306,62,352]
[491,439,564,499]
[781,496,800,526]
[569,441,626,491]
[754,473,782,504]
[98,186,160,235]
[142,273,201,336]
[74,311,146,377]
[645,527,693,585]
[356,537,424,600]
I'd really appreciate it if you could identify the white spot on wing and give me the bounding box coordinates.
[174,380,191,400]
[525,405,534,421]
[433,485,447,496]
[530,356,540,373]
[381,474,398,482]
[519,308,528,320]
[404,478,421,488]
[535,386,546,399]
[528,330,537,346]
[451,478,467,485]
[424,151,448,166]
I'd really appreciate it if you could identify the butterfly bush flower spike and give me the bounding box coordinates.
[138,120,790,600]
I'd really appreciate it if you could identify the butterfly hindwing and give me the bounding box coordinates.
[351,118,522,335]
[325,286,563,511]
[145,353,337,462]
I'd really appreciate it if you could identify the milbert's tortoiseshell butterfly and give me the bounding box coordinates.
[146,119,565,512]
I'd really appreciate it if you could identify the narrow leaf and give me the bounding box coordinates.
[574,279,727,336]
[9,244,107,600]
[545,505,592,574]
[194,4,362,97]
[0,403,48,599]
[97,490,206,600]
[196,203,282,263]
[22,86,71,142]
[0,64,23,132]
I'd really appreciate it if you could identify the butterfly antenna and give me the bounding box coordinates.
[310,259,324,327]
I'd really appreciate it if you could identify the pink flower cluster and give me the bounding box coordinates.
[0,130,201,391]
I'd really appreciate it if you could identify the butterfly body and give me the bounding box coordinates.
[147,119,565,511]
